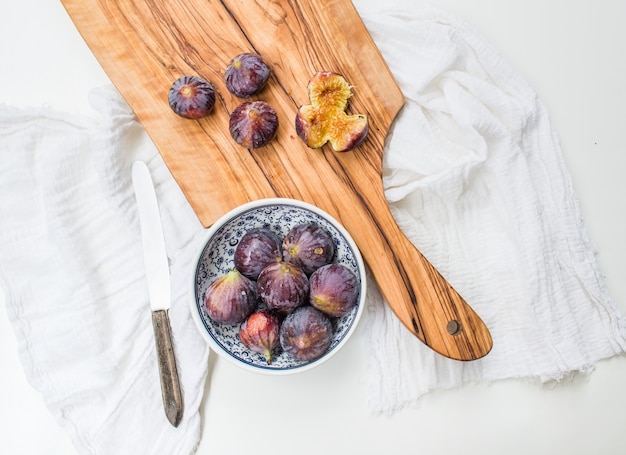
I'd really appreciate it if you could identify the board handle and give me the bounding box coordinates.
[365,204,493,361]
[330,145,493,361]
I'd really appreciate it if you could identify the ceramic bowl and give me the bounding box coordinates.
[190,198,366,375]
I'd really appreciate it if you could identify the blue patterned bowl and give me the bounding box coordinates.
[190,198,366,374]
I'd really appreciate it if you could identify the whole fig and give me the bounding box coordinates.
[239,310,281,364]
[279,306,333,362]
[234,228,282,280]
[257,261,309,314]
[225,53,271,98]
[282,223,335,275]
[309,263,359,317]
[204,269,257,324]
[229,100,278,149]
[168,75,216,119]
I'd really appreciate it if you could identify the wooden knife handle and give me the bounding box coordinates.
[152,310,183,427]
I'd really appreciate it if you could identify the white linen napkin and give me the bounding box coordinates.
[0,87,210,454]
[355,0,626,412]
[1,2,626,454]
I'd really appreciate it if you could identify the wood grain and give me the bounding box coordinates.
[61,0,492,360]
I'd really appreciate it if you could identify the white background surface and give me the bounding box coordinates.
[1,1,625,454]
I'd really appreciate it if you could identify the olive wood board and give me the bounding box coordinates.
[60,0,493,361]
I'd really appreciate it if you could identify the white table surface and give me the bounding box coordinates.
[2,1,625,454]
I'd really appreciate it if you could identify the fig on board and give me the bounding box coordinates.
[168,75,216,119]
[295,72,368,152]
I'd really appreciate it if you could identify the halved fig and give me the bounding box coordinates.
[295,72,368,152]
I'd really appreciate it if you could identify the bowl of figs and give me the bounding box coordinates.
[190,198,366,374]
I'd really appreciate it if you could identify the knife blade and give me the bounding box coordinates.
[131,161,183,427]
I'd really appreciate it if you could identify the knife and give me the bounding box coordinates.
[131,161,183,427]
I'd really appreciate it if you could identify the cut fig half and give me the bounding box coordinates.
[295,72,368,152]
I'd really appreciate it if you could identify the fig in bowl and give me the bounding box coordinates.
[203,269,257,325]
[190,198,366,375]
[309,263,359,318]
[239,310,281,365]
[279,306,333,362]
[257,261,309,314]
[282,222,335,275]
[234,227,282,280]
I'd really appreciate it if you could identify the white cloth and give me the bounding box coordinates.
[0,88,209,454]
[355,0,626,411]
[1,2,626,454]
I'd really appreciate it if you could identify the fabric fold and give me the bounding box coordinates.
[0,86,209,454]
[355,0,626,412]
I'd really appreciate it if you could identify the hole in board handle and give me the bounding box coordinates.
[447,320,462,336]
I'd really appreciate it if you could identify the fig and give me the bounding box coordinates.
[309,263,359,317]
[204,269,257,324]
[225,53,271,98]
[234,228,282,280]
[239,310,281,364]
[279,306,333,362]
[229,100,278,149]
[282,223,335,275]
[168,75,216,119]
[295,71,368,152]
[257,261,309,314]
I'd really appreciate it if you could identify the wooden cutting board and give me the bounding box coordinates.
[61,0,492,361]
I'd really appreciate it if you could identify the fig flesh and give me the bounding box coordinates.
[239,310,281,364]
[257,261,309,314]
[282,223,335,275]
[279,306,333,362]
[234,228,282,280]
[295,72,368,152]
[229,100,278,149]
[309,263,359,317]
[204,269,257,324]
[225,53,271,98]
[168,75,216,119]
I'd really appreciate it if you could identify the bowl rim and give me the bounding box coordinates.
[189,197,367,375]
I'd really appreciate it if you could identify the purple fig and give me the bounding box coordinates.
[225,53,271,98]
[204,269,257,324]
[234,228,282,280]
[309,263,359,317]
[239,310,281,364]
[279,306,333,362]
[282,223,335,275]
[229,100,278,149]
[257,262,309,314]
[168,75,216,119]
